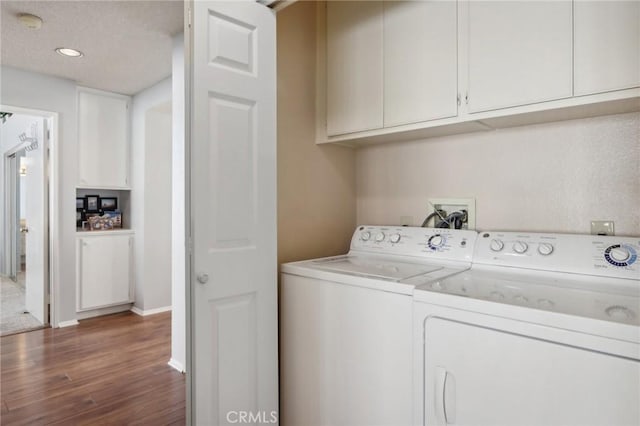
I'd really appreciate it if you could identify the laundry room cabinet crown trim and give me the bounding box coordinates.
[317,0,640,146]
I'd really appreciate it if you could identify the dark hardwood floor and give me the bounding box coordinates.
[0,311,185,425]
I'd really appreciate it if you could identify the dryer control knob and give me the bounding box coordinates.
[390,233,401,244]
[538,243,554,256]
[375,232,386,242]
[610,247,631,262]
[361,231,371,241]
[429,235,444,248]
[490,239,504,252]
[513,241,529,254]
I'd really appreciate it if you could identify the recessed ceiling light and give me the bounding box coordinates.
[18,13,43,30]
[55,47,84,58]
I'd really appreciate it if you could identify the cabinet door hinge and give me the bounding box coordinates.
[457,93,461,106]
[188,8,192,28]
[465,92,469,105]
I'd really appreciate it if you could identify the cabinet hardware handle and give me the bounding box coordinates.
[197,273,209,284]
[465,92,469,105]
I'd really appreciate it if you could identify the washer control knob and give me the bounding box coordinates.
[361,231,371,241]
[513,241,529,254]
[390,233,401,244]
[538,243,554,256]
[490,239,504,252]
[610,247,631,262]
[430,235,443,247]
[375,232,386,242]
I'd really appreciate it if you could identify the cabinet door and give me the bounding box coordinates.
[467,1,572,113]
[77,235,133,311]
[78,90,129,188]
[326,1,383,136]
[424,318,640,426]
[574,1,640,96]
[383,1,458,127]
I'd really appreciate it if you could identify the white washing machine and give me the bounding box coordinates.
[413,231,640,426]
[280,225,477,426]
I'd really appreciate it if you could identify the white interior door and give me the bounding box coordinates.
[24,118,47,325]
[190,1,278,425]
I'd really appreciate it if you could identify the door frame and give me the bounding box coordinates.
[1,104,59,327]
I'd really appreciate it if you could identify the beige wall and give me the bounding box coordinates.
[357,112,640,236]
[277,1,357,265]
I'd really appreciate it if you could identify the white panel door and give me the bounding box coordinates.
[574,1,640,96]
[383,1,458,127]
[327,1,383,136]
[191,2,278,425]
[24,118,47,325]
[424,318,640,426]
[467,1,573,113]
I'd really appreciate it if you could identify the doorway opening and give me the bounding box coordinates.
[1,109,54,336]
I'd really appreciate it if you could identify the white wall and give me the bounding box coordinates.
[171,33,186,372]
[1,66,78,325]
[356,112,640,236]
[130,77,172,312]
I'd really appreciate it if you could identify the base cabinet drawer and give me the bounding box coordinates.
[76,233,134,311]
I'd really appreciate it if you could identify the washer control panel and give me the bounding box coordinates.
[476,231,640,280]
[351,225,477,262]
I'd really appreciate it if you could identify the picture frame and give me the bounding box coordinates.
[76,197,86,210]
[85,195,100,212]
[76,211,84,228]
[100,197,118,211]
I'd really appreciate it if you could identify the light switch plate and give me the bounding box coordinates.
[591,220,615,236]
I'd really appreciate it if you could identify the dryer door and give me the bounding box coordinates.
[423,317,640,426]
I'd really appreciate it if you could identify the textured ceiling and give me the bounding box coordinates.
[0,0,184,95]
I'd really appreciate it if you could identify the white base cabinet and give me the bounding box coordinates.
[76,231,134,312]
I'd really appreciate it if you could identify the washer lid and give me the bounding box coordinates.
[416,268,640,326]
[311,255,443,281]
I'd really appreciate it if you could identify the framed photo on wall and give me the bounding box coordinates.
[76,197,86,210]
[100,197,118,211]
[86,195,100,212]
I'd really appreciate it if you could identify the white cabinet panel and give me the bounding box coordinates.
[467,1,573,113]
[425,318,640,426]
[326,1,383,136]
[574,1,640,96]
[383,1,458,127]
[77,234,133,311]
[78,90,130,188]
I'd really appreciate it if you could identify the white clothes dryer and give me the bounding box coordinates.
[413,231,640,426]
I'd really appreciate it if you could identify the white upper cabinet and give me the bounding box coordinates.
[77,89,130,188]
[574,1,640,96]
[327,1,383,136]
[466,1,573,113]
[383,1,458,127]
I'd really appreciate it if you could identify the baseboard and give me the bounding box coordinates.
[77,304,133,320]
[130,305,172,317]
[168,358,186,373]
[57,319,79,328]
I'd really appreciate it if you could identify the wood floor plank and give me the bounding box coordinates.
[0,311,185,425]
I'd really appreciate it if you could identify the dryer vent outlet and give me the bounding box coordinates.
[426,198,476,230]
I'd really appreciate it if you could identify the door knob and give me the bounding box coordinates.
[20,227,29,233]
[196,273,209,284]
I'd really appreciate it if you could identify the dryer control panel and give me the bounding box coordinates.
[351,225,477,262]
[475,231,640,280]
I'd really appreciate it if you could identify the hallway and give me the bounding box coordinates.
[0,311,185,424]
[0,274,42,337]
